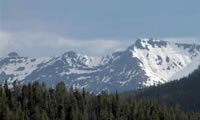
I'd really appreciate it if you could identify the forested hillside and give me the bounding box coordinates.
[1,81,200,120]
[121,66,200,112]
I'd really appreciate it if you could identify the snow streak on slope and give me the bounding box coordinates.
[0,52,49,84]
[128,39,200,86]
[0,39,200,93]
[170,56,200,80]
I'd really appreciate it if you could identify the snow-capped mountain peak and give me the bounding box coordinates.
[127,38,200,86]
[132,38,168,50]
[0,39,200,93]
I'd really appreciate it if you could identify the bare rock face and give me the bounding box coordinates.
[8,52,18,57]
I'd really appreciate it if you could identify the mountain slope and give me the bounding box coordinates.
[0,39,200,93]
[0,52,48,85]
[122,66,200,111]
[129,39,200,85]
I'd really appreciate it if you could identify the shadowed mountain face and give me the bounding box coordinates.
[122,66,200,112]
[0,38,200,93]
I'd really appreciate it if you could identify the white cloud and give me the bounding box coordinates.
[0,31,129,56]
[0,32,12,47]
[1,31,199,57]
[0,32,16,54]
[42,37,82,47]
[163,37,200,44]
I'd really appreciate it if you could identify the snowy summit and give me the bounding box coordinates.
[0,38,200,93]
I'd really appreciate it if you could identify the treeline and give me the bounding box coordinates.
[0,81,200,120]
[121,66,200,112]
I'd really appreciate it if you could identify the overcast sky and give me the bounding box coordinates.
[1,0,200,57]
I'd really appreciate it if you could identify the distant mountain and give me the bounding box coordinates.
[0,38,200,93]
[122,66,200,112]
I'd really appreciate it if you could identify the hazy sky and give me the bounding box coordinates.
[1,0,200,57]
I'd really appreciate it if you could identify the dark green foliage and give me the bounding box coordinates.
[121,66,200,112]
[0,81,200,120]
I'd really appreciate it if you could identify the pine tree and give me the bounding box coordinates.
[0,81,199,120]
[40,110,48,120]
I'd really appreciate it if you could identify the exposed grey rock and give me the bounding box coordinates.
[0,39,200,93]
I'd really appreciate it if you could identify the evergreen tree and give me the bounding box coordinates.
[0,81,199,120]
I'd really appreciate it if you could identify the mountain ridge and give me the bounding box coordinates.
[0,38,200,93]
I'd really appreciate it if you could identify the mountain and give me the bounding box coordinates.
[0,38,200,93]
[121,66,200,112]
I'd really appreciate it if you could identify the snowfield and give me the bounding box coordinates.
[0,38,200,93]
